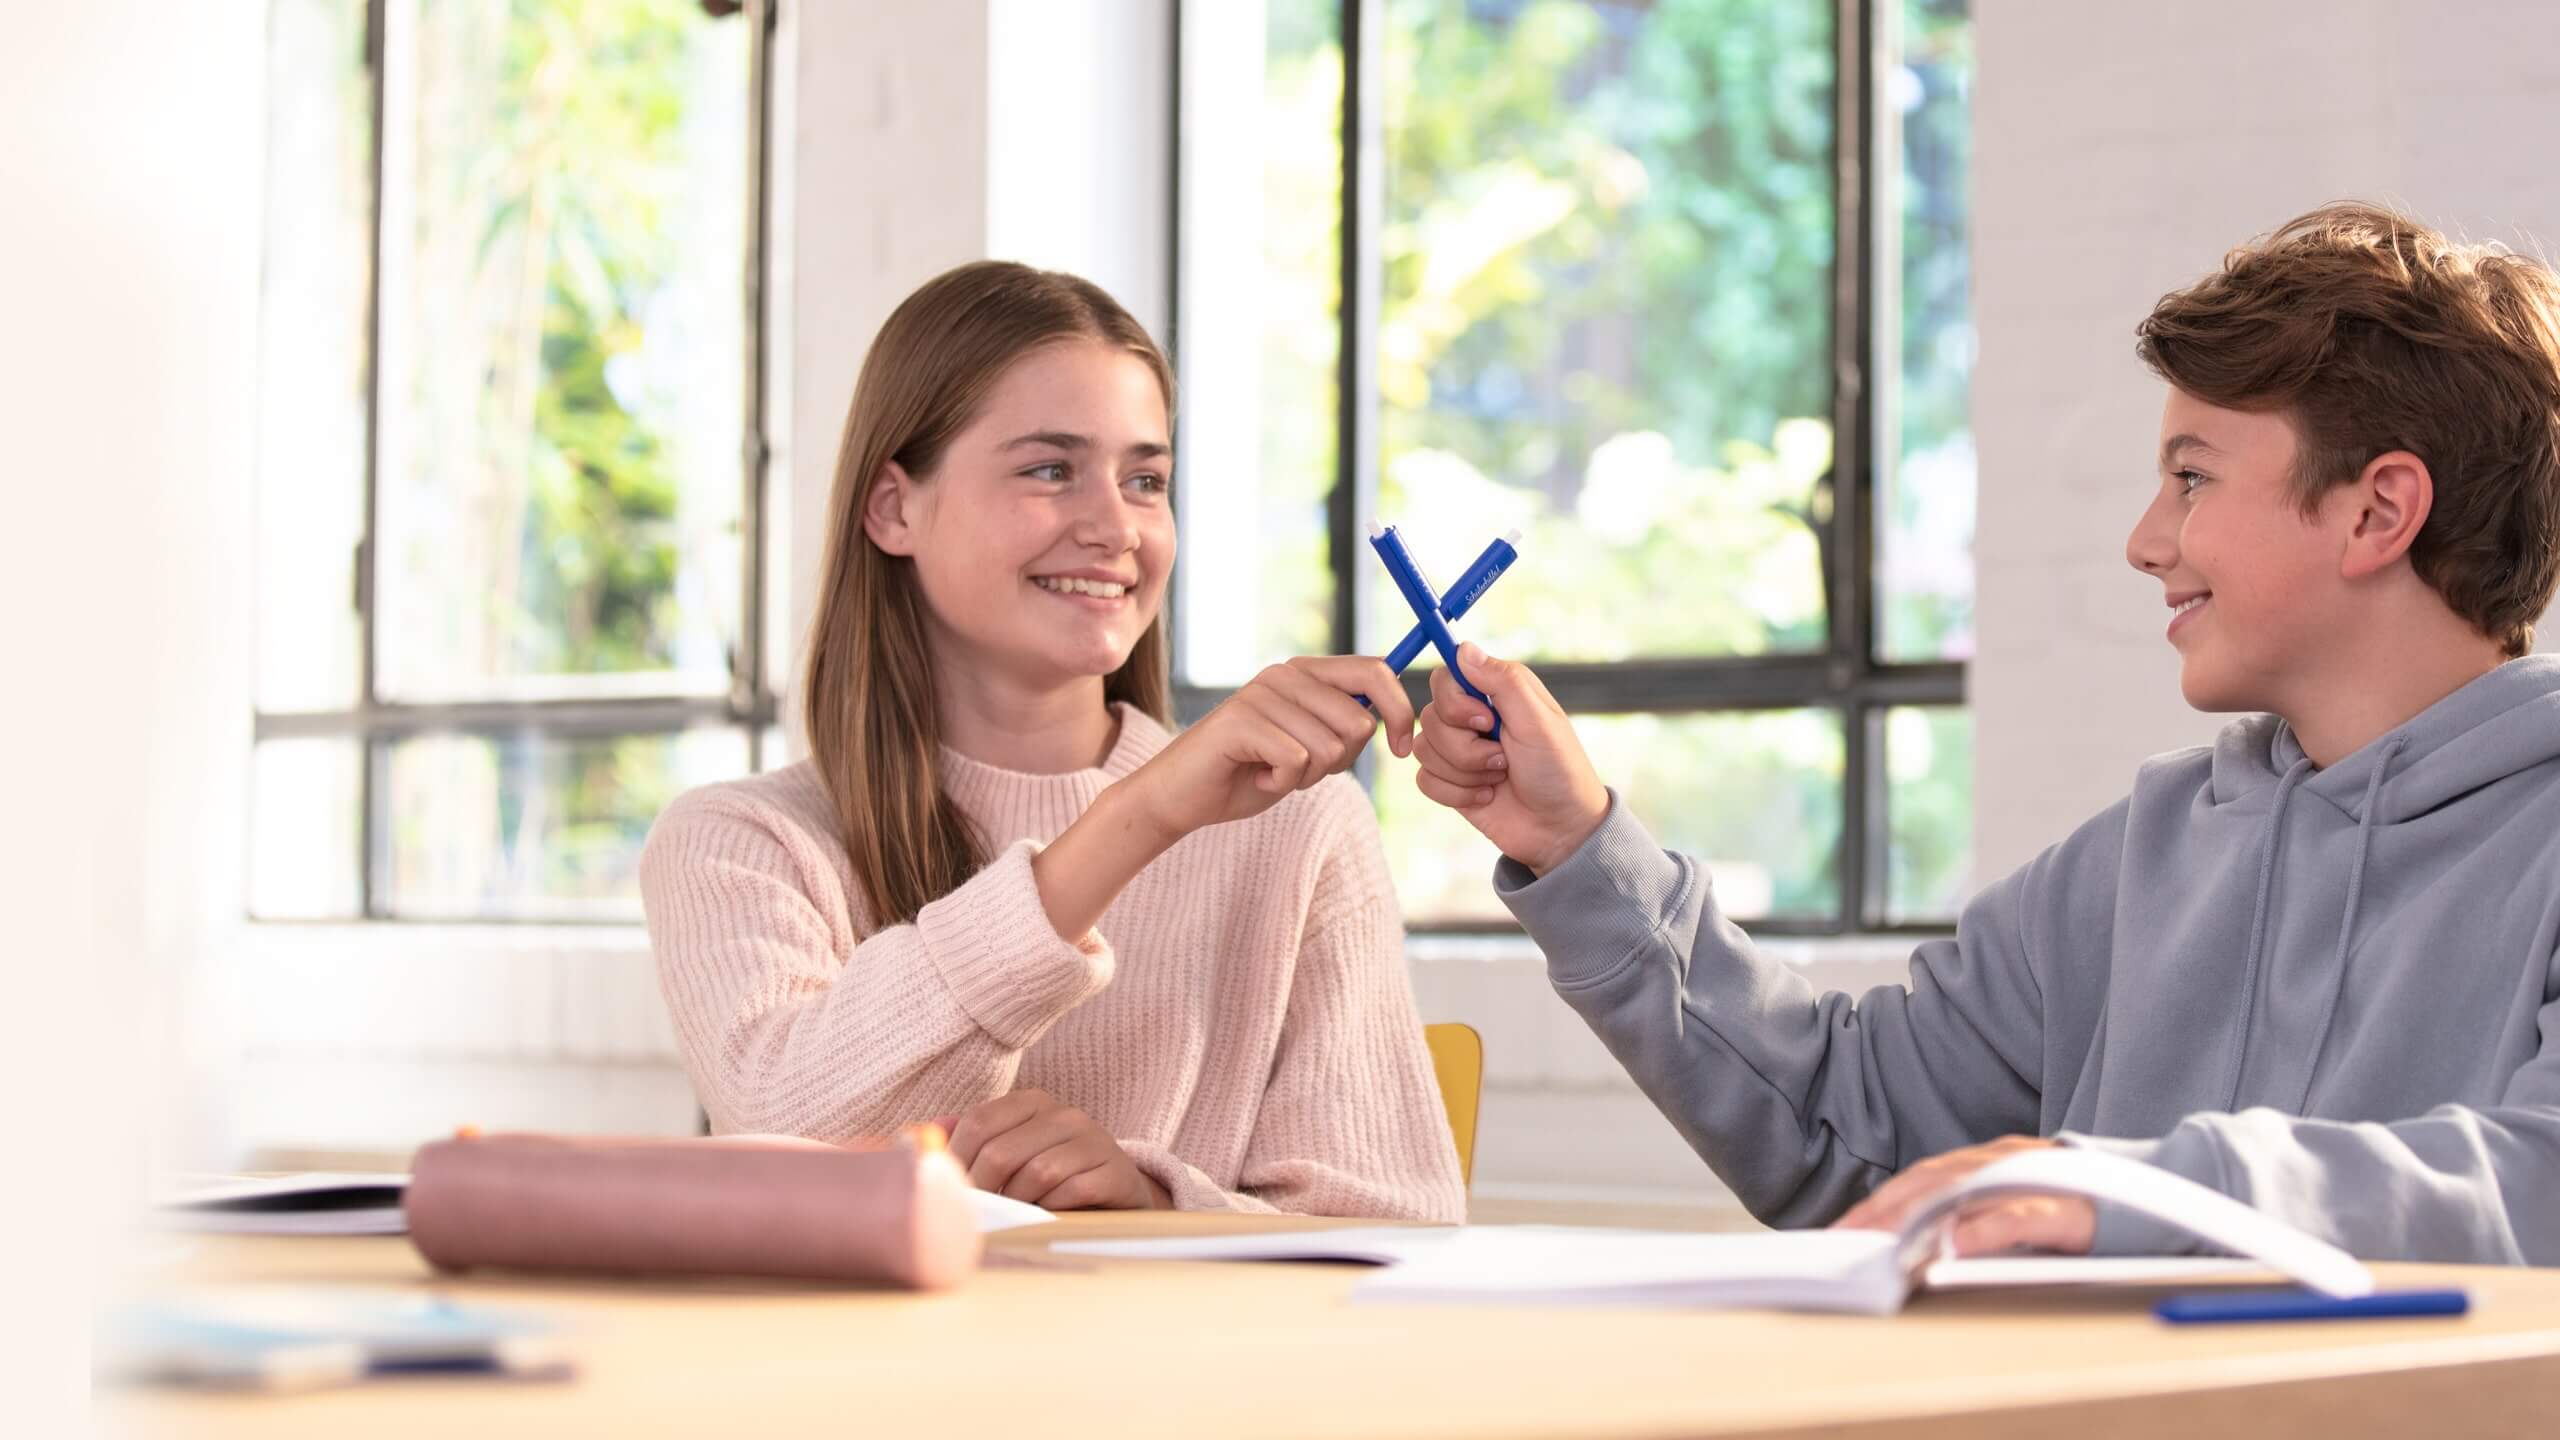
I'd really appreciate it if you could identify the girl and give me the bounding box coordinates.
[640,261,1465,1220]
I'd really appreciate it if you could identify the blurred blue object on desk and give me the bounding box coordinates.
[101,1286,572,1392]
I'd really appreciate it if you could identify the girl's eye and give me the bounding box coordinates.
[1128,472,1169,496]
[1025,462,1070,484]
[2175,469,2209,497]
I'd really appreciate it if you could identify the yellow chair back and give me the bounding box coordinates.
[1423,1021,1483,1188]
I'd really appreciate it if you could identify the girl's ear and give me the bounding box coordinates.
[862,461,923,556]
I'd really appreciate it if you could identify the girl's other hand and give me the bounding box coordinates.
[945,1089,1168,1210]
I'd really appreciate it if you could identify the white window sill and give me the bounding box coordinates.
[1404,928,1928,974]
[230,921,1922,1202]
[230,921,1924,1138]
[247,922,1930,964]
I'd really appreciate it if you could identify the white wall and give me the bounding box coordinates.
[985,0,1175,345]
[1971,0,2560,881]
[779,0,990,740]
[2,0,264,1418]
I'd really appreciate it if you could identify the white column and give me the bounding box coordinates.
[782,0,996,754]
[779,0,1176,750]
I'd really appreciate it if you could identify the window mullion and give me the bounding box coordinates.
[1333,0,1382,663]
[359,730,387,920]
[356,0,390,920]
[1333,0,1384,789]
[1831,0,1878,930]
[736,0,776,728]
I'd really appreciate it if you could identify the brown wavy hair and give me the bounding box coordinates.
[2135,201,2560,657]
[804,261,1173,930]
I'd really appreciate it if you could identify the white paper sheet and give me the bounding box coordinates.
[1921,1256,2263,1290]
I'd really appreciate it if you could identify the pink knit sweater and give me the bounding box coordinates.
[637,705,1466,1221]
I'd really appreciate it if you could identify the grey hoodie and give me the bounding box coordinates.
[1499,656,2560,1263]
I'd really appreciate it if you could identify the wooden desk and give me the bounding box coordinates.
[111,1214,2560,1438]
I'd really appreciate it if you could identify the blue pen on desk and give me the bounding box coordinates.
[1368,523,1503,739]
[2156,1287,2469,1325]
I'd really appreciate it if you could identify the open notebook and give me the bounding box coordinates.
[156,1175,413,1237]
[1056,1148,2372,1316]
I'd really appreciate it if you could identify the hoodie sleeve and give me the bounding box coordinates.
[1501,790,2088,1228]
[2065,981,2560,1264]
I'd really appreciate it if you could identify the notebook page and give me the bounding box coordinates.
[1911,1148,2374,1298]
[1922,1256,2263,1289]
[1053,1226,1460,1265]
[1352,1227,1910,1315]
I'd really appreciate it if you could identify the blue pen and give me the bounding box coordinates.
[2155,1287,2469,1325]
[1369,523,1502,739]
[1382,529,1523,673]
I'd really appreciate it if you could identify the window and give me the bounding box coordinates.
[1174,0,1974,932]
[250,0,778,922]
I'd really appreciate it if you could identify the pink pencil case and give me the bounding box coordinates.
[405,1131,982,1290]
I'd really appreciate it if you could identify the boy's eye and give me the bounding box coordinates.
[2175,469,2209,496]
[1128,472,1169,496]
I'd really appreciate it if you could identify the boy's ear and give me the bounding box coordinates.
[2340,449,2433,580]
[862,462,924,557]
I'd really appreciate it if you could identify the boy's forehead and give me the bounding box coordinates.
[2158,390,2297,467]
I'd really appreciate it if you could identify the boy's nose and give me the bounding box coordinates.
[2125,492,2178,575]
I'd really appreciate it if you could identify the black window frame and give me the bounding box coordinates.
[1168,0,1967,937]
[248,0,782,924]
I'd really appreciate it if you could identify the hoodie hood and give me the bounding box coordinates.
[2210,654,2560,823]
[2193,654,2560,1116]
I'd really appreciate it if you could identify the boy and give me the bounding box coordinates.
[1411,202,2560,1263]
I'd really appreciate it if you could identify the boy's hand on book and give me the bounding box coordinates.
[1412,645,1610,875]
[946,1089,1170,1212]
[1830,1136,2097,1256]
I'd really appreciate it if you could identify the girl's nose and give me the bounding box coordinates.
[1073,481,1142,552]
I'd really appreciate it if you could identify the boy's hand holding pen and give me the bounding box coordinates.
[1343,521,1609,875]
[1412,642,1611,876]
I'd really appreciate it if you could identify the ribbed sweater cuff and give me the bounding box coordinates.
[916,839,1114,1049]
[1120,1139,1278,1215]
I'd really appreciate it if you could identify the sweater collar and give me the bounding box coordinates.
[936,704,1171,842]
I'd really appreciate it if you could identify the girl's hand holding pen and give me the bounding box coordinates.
[1119,655,1417,844]
[1412,643,1611,876]
[1035,656,1413,944]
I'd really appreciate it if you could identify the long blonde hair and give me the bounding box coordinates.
[804,261,1174,930]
